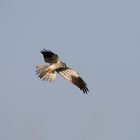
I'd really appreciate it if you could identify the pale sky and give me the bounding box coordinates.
[0,0,140,140]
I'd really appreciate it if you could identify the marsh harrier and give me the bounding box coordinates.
[36,49,89,93]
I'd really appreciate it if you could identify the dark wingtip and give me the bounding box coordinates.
[82,86,89,94]
[40,49,53,54]
[40,49,47,54]
[78,78,89,94]
[71,75,89,94]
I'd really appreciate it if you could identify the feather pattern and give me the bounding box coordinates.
[36,49,89,93]
[36,64,56,82]
[57,67,89,93]
[40,49,59,63]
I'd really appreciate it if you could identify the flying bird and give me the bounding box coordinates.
[36,49,89,93]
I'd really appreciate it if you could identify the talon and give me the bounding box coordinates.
[46,68,53,73]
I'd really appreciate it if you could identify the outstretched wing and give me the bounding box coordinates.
[57,67,89,93]
[40,49,59,64]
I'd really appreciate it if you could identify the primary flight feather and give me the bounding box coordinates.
[36,49,89,93]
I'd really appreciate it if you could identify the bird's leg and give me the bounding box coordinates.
[46,64,55,73]
[46,68,53,73]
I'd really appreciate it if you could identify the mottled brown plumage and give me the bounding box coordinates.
[36,49,89,93]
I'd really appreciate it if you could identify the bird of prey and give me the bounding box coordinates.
[36,49,89,93]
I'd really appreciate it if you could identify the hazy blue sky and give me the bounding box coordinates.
[0,0,140,140]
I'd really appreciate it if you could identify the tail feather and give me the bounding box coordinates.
[36,64,56,82]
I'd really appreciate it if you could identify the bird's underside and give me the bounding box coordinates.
[36,49,89,93]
